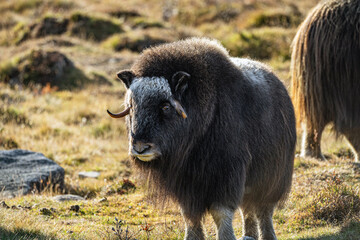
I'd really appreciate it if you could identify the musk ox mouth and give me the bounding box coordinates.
[133,154,157,162]
[130,145,161,162]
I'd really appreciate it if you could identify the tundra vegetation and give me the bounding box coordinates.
[0,0,359,239]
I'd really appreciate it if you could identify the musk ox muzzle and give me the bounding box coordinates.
[130,141,161,162]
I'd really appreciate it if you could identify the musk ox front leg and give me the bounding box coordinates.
[300,121,326,160]
[181,209,206,240]
[209,206,236,240]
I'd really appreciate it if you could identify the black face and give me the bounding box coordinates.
[125,75,189,163]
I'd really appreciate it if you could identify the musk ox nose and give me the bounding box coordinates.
[132,141,151,154]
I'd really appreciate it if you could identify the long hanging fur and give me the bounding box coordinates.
[291,0,360,132]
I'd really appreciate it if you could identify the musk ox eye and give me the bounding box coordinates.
[161,103,171,113]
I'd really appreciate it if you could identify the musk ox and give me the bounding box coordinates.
[108,38,296,240]
[291,0,360,161]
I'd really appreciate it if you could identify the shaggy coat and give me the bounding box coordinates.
[291,0,360,161]
[111,38,296,240]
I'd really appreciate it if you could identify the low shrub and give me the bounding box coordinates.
[221,28,295,60]
[102,29,175,52]
[69,12,123,41]
[175,3,240,26]
[0,107,31,126]
[290,173,360,229]
[246,7,302,28]
[0,136,19,149]
[0,49,89,89]
[310,175,360,224]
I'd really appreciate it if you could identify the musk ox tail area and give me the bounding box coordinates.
[291,0,360,132]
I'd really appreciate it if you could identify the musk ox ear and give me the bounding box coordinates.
[117,70,135,88]
[171,71,190,97]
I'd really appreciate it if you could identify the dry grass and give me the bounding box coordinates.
[1,0,360,239]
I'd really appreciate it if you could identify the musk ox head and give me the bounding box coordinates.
[108,70,191,164]
[107,38,229,167]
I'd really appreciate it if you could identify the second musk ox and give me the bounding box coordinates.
[108,38,296,240]
[291,0,360,161]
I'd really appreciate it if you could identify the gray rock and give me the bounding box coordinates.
[0,149,64,198]
[78,171,100,179]
[53,194,85,202]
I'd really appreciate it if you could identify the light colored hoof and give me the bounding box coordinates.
[238,237,256,240]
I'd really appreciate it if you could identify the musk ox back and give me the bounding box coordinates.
[108,38,296,240]
[291,0,360,161]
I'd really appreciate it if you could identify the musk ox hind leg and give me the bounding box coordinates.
[209,205,236,240]
[300,121,326,160]
[256,205,277,240]
[343,129,360,162]
[240,207,258,240]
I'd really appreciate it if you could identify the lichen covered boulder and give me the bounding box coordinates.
[0,149,65,198]
[0,49,88,89]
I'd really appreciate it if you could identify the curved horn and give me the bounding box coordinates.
[169,98,187,119]
[107,106,131,118]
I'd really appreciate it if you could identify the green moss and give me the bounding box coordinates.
[246,8,302,28]
[69,12,123,41]
[221,28,295,60]
[10,22,31,45]
[130,17,164,29]
[102,30,172,52]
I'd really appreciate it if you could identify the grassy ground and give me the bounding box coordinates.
[0,0,359,239]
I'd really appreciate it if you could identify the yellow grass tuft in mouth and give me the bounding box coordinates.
[136,154,155,162]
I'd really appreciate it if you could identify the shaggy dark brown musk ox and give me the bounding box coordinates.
[291,0,360,161]
[107,38,296,240]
